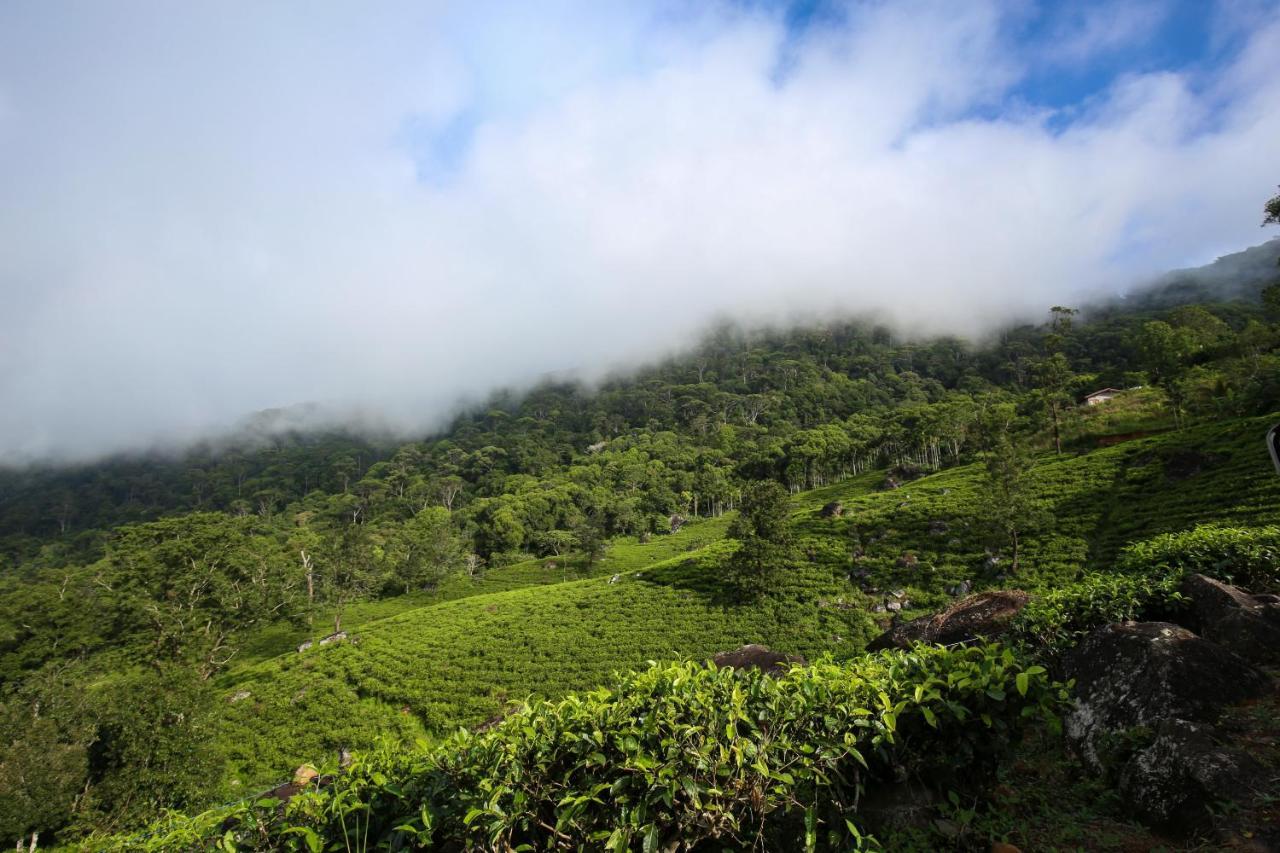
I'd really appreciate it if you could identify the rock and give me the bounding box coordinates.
[608,574,620,584]
[886,600,902,613]
[819,501,844,518]
[871,603,887,613]
[989,845,1021,853]
[1063,622,1270,772]
[1118,718,1265,834]
[890,588,906,599]
[881,476,902,491]
[896,552,918,569]
[928,519,949,536]
[228,689,252,704]
[866,590,1031,652]
[887,463,926,483]
[296,639,314,654]
[318,631,348,646]
[292,765,318,787]
[1181,574,1280,664]
[710,644,806,676]
[947,580,972,597]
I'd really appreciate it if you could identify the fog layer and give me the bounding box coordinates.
[1,1,1278,460]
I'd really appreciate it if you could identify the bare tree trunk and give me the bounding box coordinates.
[301,550,314,605]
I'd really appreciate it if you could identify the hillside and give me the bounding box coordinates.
[2,268,1279,848]
[208,414,1280,796]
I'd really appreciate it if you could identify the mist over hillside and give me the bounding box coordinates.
[3,1,1280,461]
[3,236,1276,471]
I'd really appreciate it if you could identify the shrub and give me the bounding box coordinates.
[1115,524,1280,592]
[1010,572,1183,654]
[106,644,1064,852]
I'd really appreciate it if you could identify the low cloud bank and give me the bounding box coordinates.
[1,1,1278,461]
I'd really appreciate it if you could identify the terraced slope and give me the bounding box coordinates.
[796,414,1280,611]
[212,415,1280,794]
[229,514,735,668]
[216,546,864,789]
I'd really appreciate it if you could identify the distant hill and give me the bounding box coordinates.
[1106,237,1280,312]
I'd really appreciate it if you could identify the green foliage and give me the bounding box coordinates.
[1115,523,1280,593]
[726,479,796,596]
[979,436,1046,573]
[1011,523,1280,654]
[107,644,1064,852]
[1,280,1278,841]
[80,666,226,833]
[1010,573,1183,654]
[213,541,870,791]
[0,682,92,844]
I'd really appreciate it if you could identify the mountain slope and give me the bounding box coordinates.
[210,414,1280,793]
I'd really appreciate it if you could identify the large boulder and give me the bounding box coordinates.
[819,501,844,518]
[866,591,1030,651]
[1118,718,1265,834]
[1180,573,1280,664]
[711,644,806,676]
[1063,622,1270,772]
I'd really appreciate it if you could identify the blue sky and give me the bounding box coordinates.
[409,1,1267,183]
[0,0,1277,458]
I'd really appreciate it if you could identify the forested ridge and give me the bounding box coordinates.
[2,238,1280,848]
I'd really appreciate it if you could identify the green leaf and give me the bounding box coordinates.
[642,823,659,853]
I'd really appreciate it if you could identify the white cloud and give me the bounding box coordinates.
[1041,0,1171,65]
[0,0,1278,460]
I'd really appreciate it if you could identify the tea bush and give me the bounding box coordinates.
[1009,572,1184,654]
[106,643,1065,852]
[1115,523,1280,592]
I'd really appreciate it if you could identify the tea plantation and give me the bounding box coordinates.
[207,414,1280,798]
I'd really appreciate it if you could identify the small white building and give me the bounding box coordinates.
[1084,388,1121,406]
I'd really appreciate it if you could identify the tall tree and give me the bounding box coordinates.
[1137,320,1195,427]
[725,480,794,598]
[322,524,380,634]
[979,436,1043,575]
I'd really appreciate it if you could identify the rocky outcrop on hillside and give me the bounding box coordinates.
[1180,573,1280,664]
[1117,717,1265,832]
[710,644,806,675]
[1062,621,1268,772]
[880,573,1278,841]
[866,590,1030,651]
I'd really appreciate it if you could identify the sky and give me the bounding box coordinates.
[1,0,1278,461]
